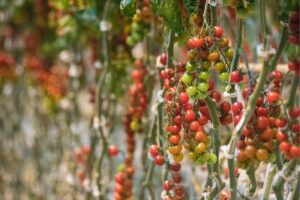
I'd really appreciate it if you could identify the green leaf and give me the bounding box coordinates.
[151,0,183,32]
[183,0,198,13]
[120,0,136,17]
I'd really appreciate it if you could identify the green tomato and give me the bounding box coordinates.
[201,152,210,162]
[207,153,217,164]
[197,82,209,92]
[131,32,142,42]
[126,36,135,46]
[214,62,225,72]
[130,120,140,132]
[131,22,142,32]
[202,61,211,70]
[181,73,193,85]
[186,85,197,97]
[196,91,208,99]
[198,71,210,81]
[219,72,229,82]
[186,61,196,72]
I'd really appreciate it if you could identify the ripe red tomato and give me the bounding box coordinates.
[289,107,300,118]
[290,145,300,158]
[266,91,280,103]
[279,141,291,153]
[185,110,196,122]
[155,155,165,165]
[189,121,200,132]
[170,162,181,171]
[257,116,270,129]
[81,145,91,155]
[221,101,231,113]
[172,115,182,125]
[179,92,189,104]
[198,114,209,125]
[210,91,221,102]
[108,145,119,156]
[149,144,159,156]
[276,131,288,142]
[230,71,243,83]
[260,128,275,141]
[214,26,223,37]
[232,102,243,114]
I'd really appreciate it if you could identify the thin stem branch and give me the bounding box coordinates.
[166,29,175,67]
[286,72,299,108]
[291,169,300,200]
[261,164,276,200]
[205,97,224,199]
[272,160,298,200]
[246,166,257,197]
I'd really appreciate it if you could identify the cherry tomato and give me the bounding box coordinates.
[185,110,196,122]
[179,92,189,104]
[245,145,257,158]
[257,116,270,129]
[194,142,206,153]
[230,70,243,83]
[256,148,269,161]
[155,155,165,165]
[108,145,119,156]
[214,26,223,37]
[190,121,200,132]
[279,141,291,153]
[149,144,159,156]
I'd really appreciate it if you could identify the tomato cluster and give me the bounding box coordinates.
[0,51,16,79]
[161,163,185,200]
[24,56,68,101]
[73,145,91,184]
[160,63,217,165]
[126,1,152,46]
[184,26,233,100]
[235,69,300,168]
[288,9,299,44]
[113,59,148,200]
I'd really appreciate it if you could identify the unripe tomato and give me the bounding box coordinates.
[181,73,193,85]
[208,51,220,62]
[194,142,206,153]
[219,72,229,82]
[245,145,257,158]
[173,152,184,162]
[214,62,225,72]
[197,82,209,92]
[256,148,269,161]
[168,135,181,145]
[186,86,197,97]
[219,37,229,48]
[194,130,207,142]
[168,145,182,155]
